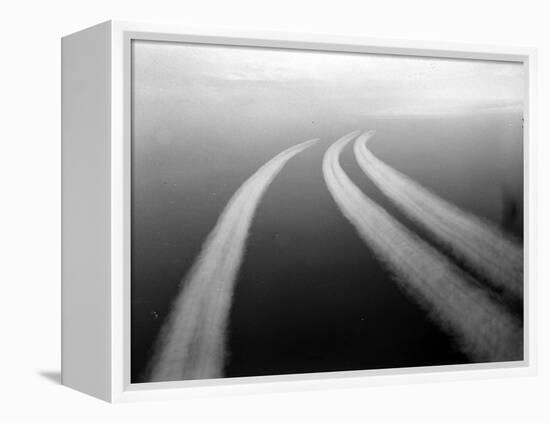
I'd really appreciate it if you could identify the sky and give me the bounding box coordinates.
[131,39,525,381]
[132,40,524,118]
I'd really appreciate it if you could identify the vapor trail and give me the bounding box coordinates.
[323,131,522,362]
[148,138,318,382]
[354,131,523,299]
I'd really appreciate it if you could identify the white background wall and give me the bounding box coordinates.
[1,0,548,420]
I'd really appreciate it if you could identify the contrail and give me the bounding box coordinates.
[323,131,522,362]
[354,131,523,299]
[148,138,318,382]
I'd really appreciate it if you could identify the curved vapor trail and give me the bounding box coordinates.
[354,131,523,299]
[148,138,318,382]
[323,131,522,362]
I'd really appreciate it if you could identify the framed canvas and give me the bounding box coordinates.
[61,20,537,402]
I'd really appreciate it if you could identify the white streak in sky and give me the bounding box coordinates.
[323,131,522,361]
[149,139,318,382]
[354,131,523,299]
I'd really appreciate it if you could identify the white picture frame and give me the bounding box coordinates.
[61,20,537,403]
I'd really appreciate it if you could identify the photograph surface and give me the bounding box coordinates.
[130,40,524,383]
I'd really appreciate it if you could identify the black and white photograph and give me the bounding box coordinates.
[6,0,550,418]
[130,40,524,383]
